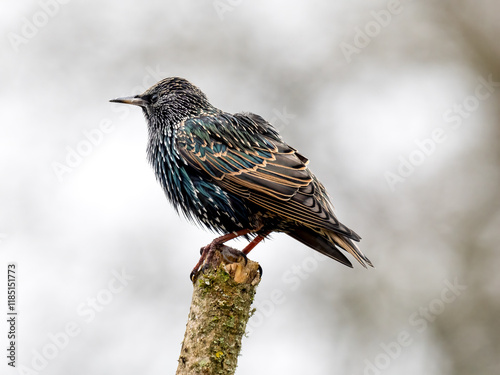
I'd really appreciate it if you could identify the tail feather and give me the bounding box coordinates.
[327,231,373,268]
[287,228,353,267]
[287,227,373,268]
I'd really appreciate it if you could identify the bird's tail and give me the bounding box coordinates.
[287,227,373,268]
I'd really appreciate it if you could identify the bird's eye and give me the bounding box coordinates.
[150,93,159,103]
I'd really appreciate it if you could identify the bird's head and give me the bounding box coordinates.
[110,77,215,128]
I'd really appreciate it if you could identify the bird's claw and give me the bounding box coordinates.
[189,269,198,282]
[190,245,253,282]
[257,264,263,278]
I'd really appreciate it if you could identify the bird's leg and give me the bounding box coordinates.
[242,230,271,255]
[190,229,252,281]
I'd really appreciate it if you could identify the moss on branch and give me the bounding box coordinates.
[176,246,261,375]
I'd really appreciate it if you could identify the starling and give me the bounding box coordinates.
[110,77,372,278]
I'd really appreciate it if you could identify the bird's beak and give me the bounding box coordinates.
[109,96,148,107]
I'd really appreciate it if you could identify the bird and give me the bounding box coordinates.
[110,77,372,279]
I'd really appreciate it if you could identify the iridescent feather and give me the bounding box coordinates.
[110,77,372,269]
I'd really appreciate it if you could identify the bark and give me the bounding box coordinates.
[176,245,261,375]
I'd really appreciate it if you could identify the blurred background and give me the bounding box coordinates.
[1,1,499,374]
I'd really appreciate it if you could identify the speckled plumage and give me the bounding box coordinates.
[110,77,372,269]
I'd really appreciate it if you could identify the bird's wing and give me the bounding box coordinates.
[176,113,358,238]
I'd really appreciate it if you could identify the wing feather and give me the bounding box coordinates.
[176,113,355,237]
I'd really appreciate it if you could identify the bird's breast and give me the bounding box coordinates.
[147,134,256,234]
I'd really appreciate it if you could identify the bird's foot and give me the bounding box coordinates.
[222,245,263,284]
[190,230,254,281]
[220,245,248,265]
[190,243,263,282]
[219,245,264,277]
[194,246,249,281]
[190,242,215,282]
[190,236,229,281]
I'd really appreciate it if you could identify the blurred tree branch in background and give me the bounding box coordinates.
[422,2,500,374]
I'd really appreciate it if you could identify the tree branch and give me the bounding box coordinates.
[176,245,261,375]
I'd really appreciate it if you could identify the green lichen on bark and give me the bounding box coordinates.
[176,247,261,375]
